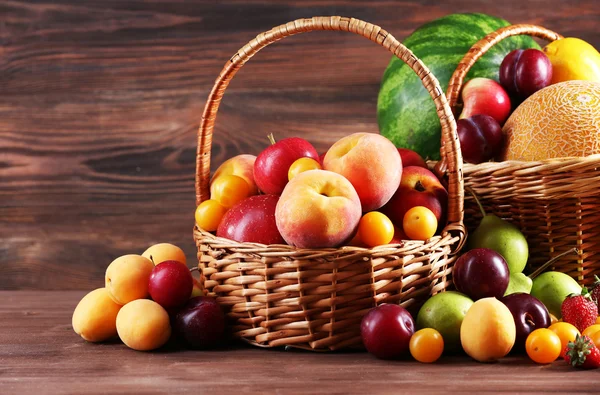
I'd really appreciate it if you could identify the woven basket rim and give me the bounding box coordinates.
[194,225,460,259]
[459,153,600,173]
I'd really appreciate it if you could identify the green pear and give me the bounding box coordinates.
[467,192,528,274]
[504,272,533,295]
[531,272,581,318]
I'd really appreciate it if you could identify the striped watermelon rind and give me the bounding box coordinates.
[378,13,540,160]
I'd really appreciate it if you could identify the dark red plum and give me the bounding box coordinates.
[173,296,226,349]
[500,49,553,100]
[148,261,193,309]
[457,115,504,164]
[361,304,415,359]
[453,248,510,300]
[501,293,551,351]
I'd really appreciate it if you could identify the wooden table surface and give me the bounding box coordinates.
[0,291,597,394]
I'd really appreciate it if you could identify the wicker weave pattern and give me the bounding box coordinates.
[194,16,465,350]
[447,25,600,286]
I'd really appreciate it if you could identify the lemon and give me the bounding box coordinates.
[543,37,600,84]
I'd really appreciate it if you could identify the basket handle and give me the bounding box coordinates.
[446,24,563,114]
[196,16,466,244]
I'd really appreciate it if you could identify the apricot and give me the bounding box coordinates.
[105,254,154,305]
[142,243,187,266]
[460,297,516,362]
[72,288,122,342]
[116,299,171,351]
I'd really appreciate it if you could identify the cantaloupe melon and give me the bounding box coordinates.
[501,80,600,161]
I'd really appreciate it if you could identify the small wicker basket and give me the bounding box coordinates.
[444,24,600,286]
[193,16,466,351]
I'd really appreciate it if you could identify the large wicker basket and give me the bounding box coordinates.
[193,16,466,351]
[444,24,600,286]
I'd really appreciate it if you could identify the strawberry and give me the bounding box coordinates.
[589,275,600,310]
[564,334,600,369]
[561,287,598,332]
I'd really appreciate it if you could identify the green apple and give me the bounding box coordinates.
[416,291,474,353]
[531,271,581,318]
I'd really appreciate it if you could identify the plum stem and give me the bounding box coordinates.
[465,186,486,218]
[267,133,276,145]
[525,313,535,327]
[528,248,579,280]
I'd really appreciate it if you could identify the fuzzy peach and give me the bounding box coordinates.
[323,133,401,211]
[211,154,258,195]
[275,169,361,248]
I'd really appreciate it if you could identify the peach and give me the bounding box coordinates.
[211,154,258,195]
[105,254,154,305]
[275,169,361,248]
[142,243,187,266]
[381,166,447,229]
[72,288,122,342]
[323,133,401,211]
[116,299,171,351]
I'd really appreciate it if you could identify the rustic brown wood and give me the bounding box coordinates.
[0,290,598,394]
[1,1,599,290]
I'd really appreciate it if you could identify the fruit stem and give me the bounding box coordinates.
[465,187,487,218]
[528,248,579,280]
[267,133,276,145]
[189,267,199,273]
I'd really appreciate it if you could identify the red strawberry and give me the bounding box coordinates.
[589,275,600,310]
[564,334,600,369]
[561,288,598,332]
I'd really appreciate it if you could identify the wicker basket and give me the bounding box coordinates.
[193,16,466,351]
[444,24,600,286]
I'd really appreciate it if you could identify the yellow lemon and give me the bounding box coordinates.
[543,38,600,84]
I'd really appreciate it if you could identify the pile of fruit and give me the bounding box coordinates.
[453,39,600,163]
[196,132,449,249]
[360,196,600,368]
[379,13,600,163]
[72,12,600,370]
[72,243,226,351]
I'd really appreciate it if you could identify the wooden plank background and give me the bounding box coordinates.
[1,0,599,290]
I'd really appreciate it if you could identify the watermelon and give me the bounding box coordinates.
[377,13,540,160]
